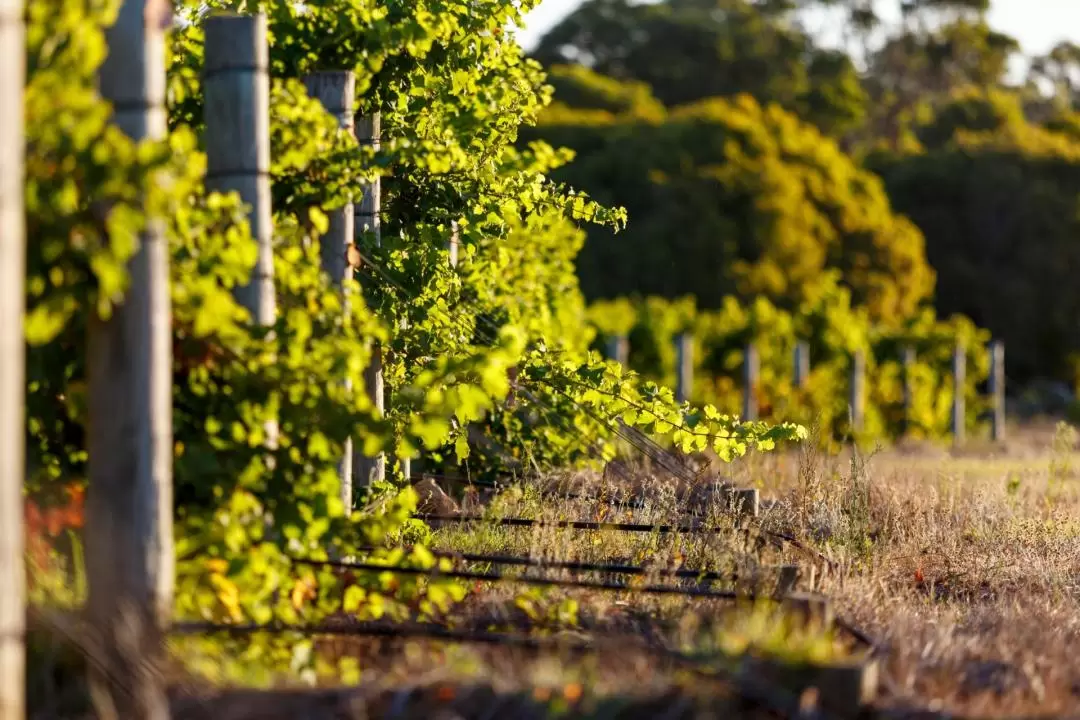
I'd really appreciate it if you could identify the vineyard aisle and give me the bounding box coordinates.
[15,0,1080,718]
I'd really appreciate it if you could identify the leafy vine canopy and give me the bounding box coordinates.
[24,0,804,633]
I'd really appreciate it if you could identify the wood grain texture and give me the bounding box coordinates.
[86,1,173,718]
[0,0,25,717]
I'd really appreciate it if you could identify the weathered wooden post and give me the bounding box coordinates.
[793,341,809,390]
[675,332,693,403]
[448,220,460,268]
[303,71,355,284]
[952,342,966,445]
[355,112,386,488]
[0,0,25,715]
[901,346,915,434]
[205,13,274,326]
[989,340,1005,443]
[303,70,356,503]
[397,309,410,482]
[606,335,629,367]
[204,13,278,465]
[86,0,175,717]
[850,350,865,433]
[743,343,759,420]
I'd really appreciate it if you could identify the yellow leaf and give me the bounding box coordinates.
[209,573,244,622]
[290,576,316,611]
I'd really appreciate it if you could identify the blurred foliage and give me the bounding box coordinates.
[527,92,934,325]
[532,0,868,138]
[586,274,992,445]
[526,0,1080,388]
[24,0,803,688]
[869,87,1080,383]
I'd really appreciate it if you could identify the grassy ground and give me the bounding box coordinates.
[730,421,1080,716]
[393,421,1080,717]
[753,424,1080,717]
[32,421,1080,718]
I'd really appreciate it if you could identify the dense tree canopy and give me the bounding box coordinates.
[532,0,869,137]
[527,87,934,325]
[869,88,1080,383]
[525,0,1080,386]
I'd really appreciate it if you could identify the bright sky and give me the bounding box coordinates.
[515,0,1080,65]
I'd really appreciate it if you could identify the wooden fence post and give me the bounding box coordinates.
[303,70,356,504]
[448,220,460,268]
[0,0,25,714]
[303,71,355,284]
[743,343,759,421]
[952,342,966,445]
[204,13,278,465]
[850,350,865,433]
[354,112,385,489]
[397,310,410,482]
[606,335,629,367]
[793,341,809,390]
[989,340,1005,443]
[675,332,693,403]
[204,13,274,326]
[901,346,915,434]
[86,0,175,717]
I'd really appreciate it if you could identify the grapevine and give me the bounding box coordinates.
[24,0,804,681]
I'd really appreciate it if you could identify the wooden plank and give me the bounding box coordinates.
[0,0,25,715]
[739,656,878,718]
[85,1,174,717]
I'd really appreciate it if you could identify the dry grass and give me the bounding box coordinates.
[32,422,1080,718]
[393,421,1080,716]
[728,422,1080,716]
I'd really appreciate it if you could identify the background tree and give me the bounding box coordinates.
[527,0,1080,387]
[528,93,934,324]
[532,0,869,137]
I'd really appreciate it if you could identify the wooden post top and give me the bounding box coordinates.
[203,13,269,76]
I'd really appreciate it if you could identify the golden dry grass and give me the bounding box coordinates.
[395,421,1080,717]
[69,421,1080,719]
